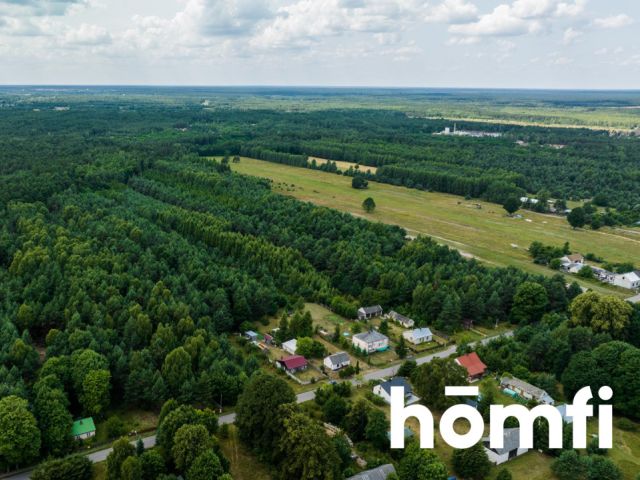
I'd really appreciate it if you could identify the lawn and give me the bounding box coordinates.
[219,425,273,480]
[94,408,159,444]
[231,158,638,298]
[92,462,107,480]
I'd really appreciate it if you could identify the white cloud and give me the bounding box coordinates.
[250,0,427,50]
[448,4,542,37]
[64,22,110,44]
[424,0,478,24]
[555,0,587,17]
[0,0,88,16]
[593,13,633,29]
[563,26,582,44]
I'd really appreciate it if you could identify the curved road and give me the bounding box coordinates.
[4,330,511,479]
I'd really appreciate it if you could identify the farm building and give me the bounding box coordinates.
[373,377,419,405]
[71,417,96,440]
[627,293,640,304]
[560,253,584,264]
[402,327,433,345]
[282,338,298,355]
[483,428,528,465]
[500,376,555,405]
[346,464,396,480]
[612,271,640,290]
[357,305,383,320]
[352,330,389,353]
[455,352,487,382]
[323,351,351,371]
[244,330,259,342]
[276,355,308,373]
[388,310,415,328]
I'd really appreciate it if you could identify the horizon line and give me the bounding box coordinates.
[1,84,640,92]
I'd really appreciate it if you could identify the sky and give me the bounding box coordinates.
[0,0,638,88]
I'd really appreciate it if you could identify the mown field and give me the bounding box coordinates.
[230,157,639,297]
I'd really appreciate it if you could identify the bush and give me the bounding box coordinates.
[32,455,93,480]
[338,365,355,378]
[351,176,368,189]
[104,415,127,439]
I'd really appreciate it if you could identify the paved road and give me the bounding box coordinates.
[5,330,511,479]
[2,390,315,480]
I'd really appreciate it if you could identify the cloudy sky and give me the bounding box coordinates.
[0,0,638,88]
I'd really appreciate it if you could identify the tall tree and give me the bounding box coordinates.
[412,358,468,410]
[452,443,491,480]
[0,395,41,468]
[235,374,295,461]
[277,411,341,480]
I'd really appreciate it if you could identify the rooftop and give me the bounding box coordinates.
[353,330,388,344]
[326,351,350,365]
[378,377,412,396]
[346,464,396,480]
[71,417,96,436]
[409,327,432,338]
[484,428,522,455]
[456,352,487,377]
[501,376,549,399]
[278,355,308,370]
[359,305,383,314]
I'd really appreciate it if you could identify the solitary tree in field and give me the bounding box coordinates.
[503,197,520,215]
[567,207,586,229]
[351,176,368,189]
[362,197,376,213]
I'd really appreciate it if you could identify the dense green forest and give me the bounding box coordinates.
[1,91,639,477]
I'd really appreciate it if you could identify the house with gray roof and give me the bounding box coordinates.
[347,464,396,480]
[324,351,351,371]
[357,305,383,320]
[388,310,415,328]
[403,327,433,345]
[483,428,529,465]
[352,330,389,353]
[501,376,555,405]
[373,377,419,404]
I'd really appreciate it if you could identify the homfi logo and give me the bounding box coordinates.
[390,385,613,450]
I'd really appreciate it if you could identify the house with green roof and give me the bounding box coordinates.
[71,417,96,440]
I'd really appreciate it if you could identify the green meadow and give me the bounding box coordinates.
[231,157,639,297]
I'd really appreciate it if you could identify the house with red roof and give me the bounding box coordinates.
[455,352,487,382]
[276,355,308,373]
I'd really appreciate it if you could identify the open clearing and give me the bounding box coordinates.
[231,157,639,297]
[308,156,378,174]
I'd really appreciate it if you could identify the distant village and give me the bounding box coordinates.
[558,252,640,302]
[435,124,503,138]
[244,303,575,474]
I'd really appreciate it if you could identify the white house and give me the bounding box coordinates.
[352,330,389,353]
[388,310,415,328]
[501,376,555,405]
[612,271,640,290]
[560,253,584,265]
[324,352,350,371]
[357,305,383,320]
[483,428,528,465]
[402,327,433,345]
[373,377,419,405]
[282,339,297,355]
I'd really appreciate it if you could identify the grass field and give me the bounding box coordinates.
[309,156,378,174]
[220,425,273,480]
[231,157,639,297]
